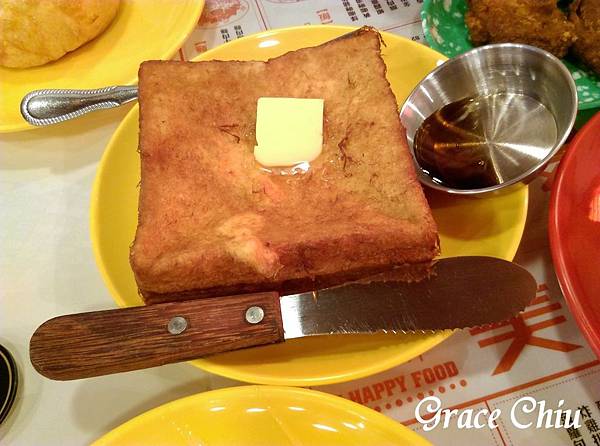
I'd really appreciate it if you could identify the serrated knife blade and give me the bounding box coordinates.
[281,256,535,338]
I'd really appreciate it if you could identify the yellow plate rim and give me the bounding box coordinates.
[90,25,529,387]
[92,385,432,446]
[0,0,205,134]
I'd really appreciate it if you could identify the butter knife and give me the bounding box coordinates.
[30,256,535,380]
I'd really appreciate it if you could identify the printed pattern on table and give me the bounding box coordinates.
[178,0,266,60]
[470,284,582,376]
[251,0,424,36]
[177,0,428,61]
[409,366,600,446]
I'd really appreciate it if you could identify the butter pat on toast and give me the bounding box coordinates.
[131,27,439,304]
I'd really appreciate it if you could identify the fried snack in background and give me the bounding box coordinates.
[570,0,600,74]
[465,0,577,58]
[0,0,120,68]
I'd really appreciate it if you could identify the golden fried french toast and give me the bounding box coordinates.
[131,27,439,304]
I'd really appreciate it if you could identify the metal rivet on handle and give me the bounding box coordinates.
[167,316,188,335]
[245,306,265,324]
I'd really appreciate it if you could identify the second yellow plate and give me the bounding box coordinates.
[93,386,431,446]
[91,25,528,386]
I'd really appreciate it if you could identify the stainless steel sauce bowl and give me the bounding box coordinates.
[400,43,578,195]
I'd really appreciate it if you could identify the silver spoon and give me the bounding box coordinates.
[20,86,138,126]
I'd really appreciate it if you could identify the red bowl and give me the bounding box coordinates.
[549,111,600,358]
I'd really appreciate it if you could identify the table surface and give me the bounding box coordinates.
[2,2,600,445]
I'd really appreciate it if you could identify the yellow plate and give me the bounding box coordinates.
[93,386,431,446]
[91,25,528,386]
[0,0,204,133]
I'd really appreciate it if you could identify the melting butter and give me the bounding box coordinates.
[254,97,324,168]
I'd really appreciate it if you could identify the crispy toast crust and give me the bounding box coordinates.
[131,27,439,303]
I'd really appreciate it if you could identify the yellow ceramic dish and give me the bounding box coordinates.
[0,0,204,133]
[93,386,431,446]
[91,25,528,386]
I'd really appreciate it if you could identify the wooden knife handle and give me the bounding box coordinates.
[29,292,283,380]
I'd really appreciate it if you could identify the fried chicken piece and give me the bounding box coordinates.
[465,0,577,58]
[570,0,600,74]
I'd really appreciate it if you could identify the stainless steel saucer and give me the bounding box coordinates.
[400,43,578,195]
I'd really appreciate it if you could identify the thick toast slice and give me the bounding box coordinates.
[131,27,439,304]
